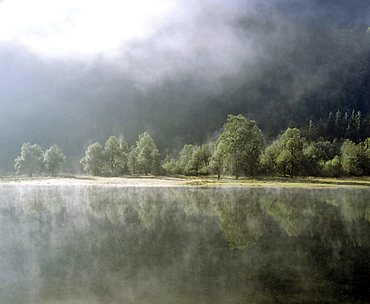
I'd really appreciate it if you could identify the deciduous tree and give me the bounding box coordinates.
[215,114,264,178]
[104,136,129,176]
[135,132,160,175]
[44,144,65,176]
[341,139,363,176]
[80,142,106,176]
[14,143,44,176]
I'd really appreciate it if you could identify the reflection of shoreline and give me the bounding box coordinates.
[1,185,369,245]
[0,186,369,303]
[0,176,370,189]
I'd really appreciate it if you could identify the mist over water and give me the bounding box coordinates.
[0,185,369,303]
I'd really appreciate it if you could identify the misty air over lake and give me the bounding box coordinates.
[0,0,370,303]
[1,185,369,304]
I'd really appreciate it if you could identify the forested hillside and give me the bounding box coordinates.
[0,0,369,172]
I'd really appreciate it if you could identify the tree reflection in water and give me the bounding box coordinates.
[0,185,369,304]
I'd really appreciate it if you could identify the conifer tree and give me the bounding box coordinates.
[343,111,349,138]
[334,110,342,139]
[326,112,335,140]
[306,120,318,141]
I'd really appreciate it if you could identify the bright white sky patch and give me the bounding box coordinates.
[0,0,176,57]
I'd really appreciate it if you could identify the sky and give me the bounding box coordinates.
[0,0,367,85]
[0,0,176,57]
[0,0,259,86]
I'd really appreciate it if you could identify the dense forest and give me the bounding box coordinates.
[14,111,370,178]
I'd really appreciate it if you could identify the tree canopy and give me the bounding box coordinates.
[44,144,66,176]
[14,143,44,176]
[80,142,106,176]
[135,132,160,175]
[15,112,370,179]
[104,136,129,176]
[215,114,264,178]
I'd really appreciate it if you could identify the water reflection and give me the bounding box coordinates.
[0,185,369,303]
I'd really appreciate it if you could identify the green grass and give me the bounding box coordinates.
[183,175,370,188]
[0,175,369,189]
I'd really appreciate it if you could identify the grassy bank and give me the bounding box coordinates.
[0,175,369,189]
[183,176,370,188]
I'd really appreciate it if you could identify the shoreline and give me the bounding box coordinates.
[0,175,369,189]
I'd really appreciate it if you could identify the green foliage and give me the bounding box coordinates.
[346,110,361,141]
[15,113,370,179]
[321,156,342,177]
[162,158,180,175]
[259,141,279,175]
[135,132,160,175]
[163,143,212,176]
[261,132,370,178]
[128,145,138,174]
[302,140,337,176]
[215,114,264,178]
[44,144,66,176]
[334,110,342,139]
[274,128,304,177]
[104,136,129,176]
[340,140,364,176]
[209,144,224,179]
[177,144,196,174]
[326,112,335,139]
[14,143,44,176]
[301,109,370,142]
[362,138,370,175]
[186,144,211,176]
[80,142,106,176]
[303,120,318,141]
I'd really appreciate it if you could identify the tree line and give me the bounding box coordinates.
[14,113,370,178]
[164,114,370,178]
[14,143,65,176]
[301,109,370,143]
[80,132,160,176]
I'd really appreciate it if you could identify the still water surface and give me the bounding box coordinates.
[0,185,369,303]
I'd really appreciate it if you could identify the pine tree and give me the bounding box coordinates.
[363,114,370,139]
[354,110,362,141]
[306,120,318,141]
[317,119,325,139]
[343,111,349,139]
[334,110,342,139]
[326,112,335,140]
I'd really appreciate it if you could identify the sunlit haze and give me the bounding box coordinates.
[0,0,176,57]
[0,0,368,176]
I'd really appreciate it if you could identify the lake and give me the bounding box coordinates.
[0,185,369,303]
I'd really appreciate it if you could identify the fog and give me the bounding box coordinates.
[0,185,369,303]
[0,0,369,172]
